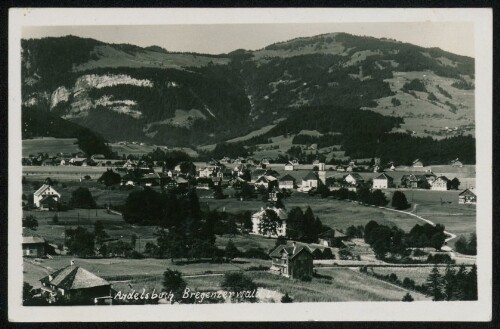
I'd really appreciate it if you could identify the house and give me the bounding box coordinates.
[33,184,61,208]
[261,158,270,165]
[269,243,313,279]
[459,189,476,204]
[372,165,382,173]
[220,157,231,164]
[278,174,296,190]
[318,229,348,248]
[451,158,463,167]
[431,176,449,191]
[389,163,396,171]
[424,172,437,185]
[300,171,320,192]
[91,154,105,161]
[284,162,295,171]
[372,173,394,189]
[22,236,46,257]
[251,207,287,237]
[39,195,59,211]
[290,159,300,166]
[412,159,424,168]
[344,173,364,186]
[139,172,161,186]
[40,263,113,305]
[254,175,278,189]
[401,174,427,189]
[198,167,216,178]
[336,165,346,172]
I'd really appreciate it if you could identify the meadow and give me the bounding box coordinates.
[22,137,82,157]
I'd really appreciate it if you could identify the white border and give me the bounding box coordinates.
[8,8,493,322]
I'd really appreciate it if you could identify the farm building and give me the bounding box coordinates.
[451,158,463,167]
[372,173,394,189]
[318,229,348,248]
[431,176,449,191]
[269,243,313,279]
[300,171,320,192]
[412,159,424,168]
[22,236,46,258]
[40,263,113,305]
[459,189,476,204]
[344,173,364,186]
[284,162,295,171]
[401,174,428,189]
[33,184,61,208]
[278,174,296,190]
[251,206,287,238]
[254,175,278,189]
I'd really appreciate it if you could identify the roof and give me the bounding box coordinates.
[269,244,312,259]
[33,184,52,197]
[253,207,288,220]
[175,177,188,184]
[303,171,319,181]
[413,159,422,164]
[285,162,294,166]
[39,195,58,204]
[279,174,296,182]
[374,173,393,181]
[459,188,476,196]
[346,173,364,181]
[23,236,46,244]
[435,176,449,181]
[40,265,110,290]
[318,229,347,239]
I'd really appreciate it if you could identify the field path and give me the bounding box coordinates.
[376,204,457,244]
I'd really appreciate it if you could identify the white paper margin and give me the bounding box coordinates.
[8,7,493,322]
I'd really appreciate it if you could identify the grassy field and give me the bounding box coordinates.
[368,266,439,286]
[249,268,430,302]
[23,138,82,157]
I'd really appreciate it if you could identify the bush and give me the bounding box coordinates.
[427,253,455,264]
[402,292,414,302]
[70,187,96,208]
[281,293,293,303]
[391,191,410,210]
[242,247,269,260]
[300,275,312,282]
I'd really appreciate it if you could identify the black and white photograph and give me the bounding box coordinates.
[8,7,493,322]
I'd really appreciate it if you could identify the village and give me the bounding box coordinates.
[21,149,478,305]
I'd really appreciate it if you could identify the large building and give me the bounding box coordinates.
[269,243,313,279]
[251,207,287,238]
[40,263,113,305]
[372,173,394,189]
[33,184,61,208]
[431,176,449,191]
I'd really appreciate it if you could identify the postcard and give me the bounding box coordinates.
[8,7,493,322]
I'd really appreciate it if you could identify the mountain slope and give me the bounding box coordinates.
[21,33,475,148]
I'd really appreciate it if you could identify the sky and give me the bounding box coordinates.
[22,22,475,57]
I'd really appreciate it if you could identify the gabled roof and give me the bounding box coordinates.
[346,173,364,181]
[40,265,110,290]
[434,176,449,181]
[253,207,288,220]
[279,174,296,182]
[374,173,393,181]
[318,229,347,239]
[175,176,188,184]
[269,244,312,259]
[412,159,422,164]
[23,236,46,244]
[303,171,319,181]
[33,184,54,197]
[459,189,476,196]
[285,162,294,166]
[39,195,58,204]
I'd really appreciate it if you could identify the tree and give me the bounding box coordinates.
[454,235,468,254]
[258,209,282,236]
[312,248,323,260]
[467,233,477,255]
[322,248,335,259]
[221,272,257,302]
[23,215,38,230]
[281,293,293,303]
[425,266,444,301]
[65,226,95,257]
[464,265,478,300]
[98,169,121,186]
[391,191,410,210]
[162,269,187,303]
[93,220,109,244]
[70,187,96,208]
[430,232,446,251]
[23,282,36,305]
[443,265,457,300]
[449,177,460,190]
[370,189,388,206]
[179,161,196,176]
[402,293,414,302]
[52,214,59,224]
[225,239,240,261]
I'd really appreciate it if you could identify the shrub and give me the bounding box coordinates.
[281,293,293,303]
[402,292,414,302]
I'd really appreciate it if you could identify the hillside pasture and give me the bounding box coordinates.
[23,138,82,157]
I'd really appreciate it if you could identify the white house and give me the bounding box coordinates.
[198,167,215,178]
[344,173,364,186]
[431,176,449,191]
[300,171,320,192]
[412,159,424,168]
[251,207,287,238]
[278,174,296,190]
[372,173,394,189]
[254,175,278,189]
[33,184,61,208]
[284,162,295,171]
